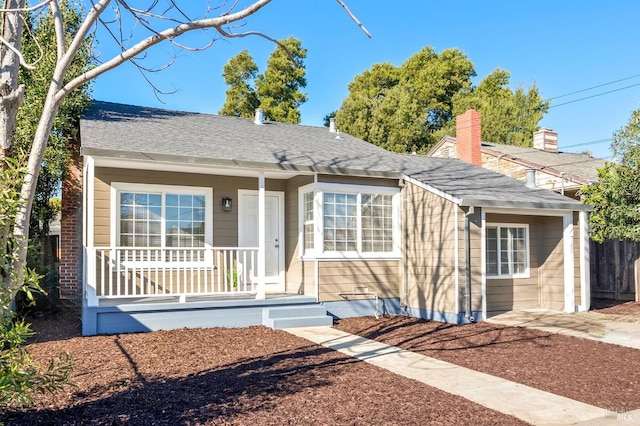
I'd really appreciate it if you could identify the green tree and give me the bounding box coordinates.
[219,50,259,118]
[447,69,549,146]
[15,1,92,307]
[220,37,308,124]
[582,109,640,243]
[335,47,475,153]
[0,156,72,407]
[256,37,307,124]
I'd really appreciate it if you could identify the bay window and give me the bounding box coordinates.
[300,183,400,258]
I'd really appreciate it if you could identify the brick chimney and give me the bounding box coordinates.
[533,128,558,153]
[456,109,482,166]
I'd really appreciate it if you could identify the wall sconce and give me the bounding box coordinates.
[222,197,232,212]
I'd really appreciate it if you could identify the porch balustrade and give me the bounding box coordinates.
[87,247,258,303]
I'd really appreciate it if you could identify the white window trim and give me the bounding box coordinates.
[485,222,530,280]
[110,182,213,266]
[298,182,401,260]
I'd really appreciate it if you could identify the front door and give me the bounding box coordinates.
[238,190,284,291]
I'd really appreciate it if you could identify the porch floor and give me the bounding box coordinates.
[97,292,303,307]
[83,293,333,335]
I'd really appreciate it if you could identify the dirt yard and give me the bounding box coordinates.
[2,301,639,424]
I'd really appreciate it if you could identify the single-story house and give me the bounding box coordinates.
[427,110,637,302]
[61,102,592,335]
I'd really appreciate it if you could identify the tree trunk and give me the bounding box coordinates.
[0,0,26,162]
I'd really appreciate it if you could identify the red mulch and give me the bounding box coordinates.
[5,302,639,424]
[334,315,640,411]
[2,309,525,425]
[591,298,640,317]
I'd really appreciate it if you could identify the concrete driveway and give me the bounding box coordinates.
[486,309,640,349]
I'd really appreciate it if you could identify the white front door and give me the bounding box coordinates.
[238,190,284,291]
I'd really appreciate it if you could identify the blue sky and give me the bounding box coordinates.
[92,0,640,160]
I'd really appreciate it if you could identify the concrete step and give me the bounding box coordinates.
[262,304,333,329]
[268,315,334,329]
[263,305,328,319]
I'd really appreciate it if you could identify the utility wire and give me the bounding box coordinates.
[548,83,640,109]
[545,73,640,101]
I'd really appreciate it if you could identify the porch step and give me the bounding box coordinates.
[262,304,333,329]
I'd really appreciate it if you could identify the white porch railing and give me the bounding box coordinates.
[86,247,258,304]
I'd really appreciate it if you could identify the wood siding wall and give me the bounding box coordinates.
[318,260,400,302]
[405,182,459,314]
[484,214,568,312]
[284,175,314,294]
[93,167,286,248]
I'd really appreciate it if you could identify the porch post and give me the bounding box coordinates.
[563,213,575,313]
[83,155,98,307]
[579,211,591,311]
[256,172,266,300]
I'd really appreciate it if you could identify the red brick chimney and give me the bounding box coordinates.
[456,109,482,166]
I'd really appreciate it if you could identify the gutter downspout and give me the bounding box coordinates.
[401,179,409,309]
[464,206,475,322]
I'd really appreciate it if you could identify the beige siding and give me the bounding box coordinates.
[284,175,314,294]
[317,175,398,187]
[405,182,459,314]
[93,167,287,248]
[573,212,582,307]
[485,214,541,311]
[539,216,565,310]
[318,260,399,302]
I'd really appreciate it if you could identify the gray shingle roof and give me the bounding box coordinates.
[81,101,588,211]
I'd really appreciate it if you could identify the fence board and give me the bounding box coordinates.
[590,239,639,301]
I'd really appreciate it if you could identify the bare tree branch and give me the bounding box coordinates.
[58,0,273,100]
[0,0,50,13]
[335,0,370,38]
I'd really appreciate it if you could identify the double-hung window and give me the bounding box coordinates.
[300,183,400,259]
[112,183,212,262]
[485,224,529,278]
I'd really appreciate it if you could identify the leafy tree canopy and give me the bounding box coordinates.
[334,47,548,153]
[582,109,640,243]
[447,69,549,147]
[15,0,92,302]
[220,37,307,124]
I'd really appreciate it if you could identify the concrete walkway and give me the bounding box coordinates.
[486,309,640,349]
[287,326,636,425]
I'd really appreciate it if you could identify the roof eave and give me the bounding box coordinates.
[81,147,401,180]
[458,197,592,212]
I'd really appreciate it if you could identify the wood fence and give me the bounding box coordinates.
[590,239,639,301]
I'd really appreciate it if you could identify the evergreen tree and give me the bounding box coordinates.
[220,37,307,124]
[219,50,259,118]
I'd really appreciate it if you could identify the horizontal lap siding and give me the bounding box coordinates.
[406,183,458,314]
[93,167,286,248]
[284,176,314,295]
[485,214,541,311]
[318,260,400,302]
[540,216,564,310]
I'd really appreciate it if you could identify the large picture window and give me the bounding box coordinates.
[486,224,529,278]
[112,183,212,261]
[299,184,399,259]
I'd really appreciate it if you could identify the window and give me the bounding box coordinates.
[303,191,315,251]
[112,183,212,261]
[299,184,399,258]
[486,224,529,278]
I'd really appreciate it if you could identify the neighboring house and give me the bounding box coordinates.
[428,110,637,302]
[428,110,607,200]
[61,102,591,335]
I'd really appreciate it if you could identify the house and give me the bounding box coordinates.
[428,110,607,199]
[428,110,637,302]
[61,102,591,335]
